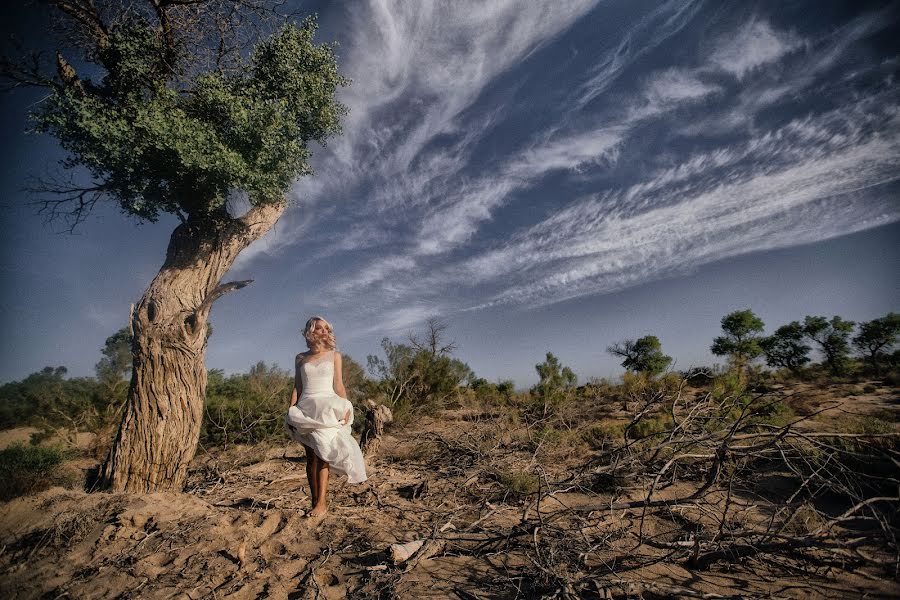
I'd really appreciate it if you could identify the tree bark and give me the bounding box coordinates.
[98,202,284,492]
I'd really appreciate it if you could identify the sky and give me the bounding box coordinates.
[1,0,898,388]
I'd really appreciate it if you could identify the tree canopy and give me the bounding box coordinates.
[29,15,347,224]
[803,315,855,376]
[711,309,765,366]
[607,335,672,377]
[760,321,811,373]
[852,313,899,375]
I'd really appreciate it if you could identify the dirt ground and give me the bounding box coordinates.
[1,380,898,599]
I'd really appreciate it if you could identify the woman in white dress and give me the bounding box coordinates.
[285,317,367,516]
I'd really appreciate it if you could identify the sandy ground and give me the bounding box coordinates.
[0,380,898,599]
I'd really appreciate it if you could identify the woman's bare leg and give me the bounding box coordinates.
[303,445,318,508]
[310,460,330,516]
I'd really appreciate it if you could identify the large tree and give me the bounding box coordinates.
[607,335,672,378]
[710,309,765,368]
[852,312,899,375]
[760,321,811,373]
[3,1,348,491]
[803,315,855,376]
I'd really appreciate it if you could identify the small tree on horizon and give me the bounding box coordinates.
[95,327,132,387]
[531,352,577,417]
[803,315,855,376]
[852,312,899,375]
[760,321,811,374]
[367,321,473,420]
[711,310,765,369]
[606,335,672,378]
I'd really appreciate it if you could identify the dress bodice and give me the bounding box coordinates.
[285,348,366,484]
[299,350,335,397]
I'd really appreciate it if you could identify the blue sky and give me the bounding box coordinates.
[1,0,898,387]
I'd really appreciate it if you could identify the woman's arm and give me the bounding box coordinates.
[333,352,351,422]
[290,354,303,407]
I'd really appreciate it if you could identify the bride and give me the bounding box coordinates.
[285,316,367,516]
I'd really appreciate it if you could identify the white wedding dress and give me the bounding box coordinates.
[284,350,368,484]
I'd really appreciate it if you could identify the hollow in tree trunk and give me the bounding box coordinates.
[98,203,284,493]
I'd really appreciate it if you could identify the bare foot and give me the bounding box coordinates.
[309,504,327,517]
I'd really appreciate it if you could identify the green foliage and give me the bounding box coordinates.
[803,315,855,376]
[94,327,132,392]
[840,415,894,435]
[627,413,675,440]
[711,309,765,366]
[582,423,626,450]
[532,352,577,398]
[760,321,811,373]
[366,330,474,423]
[468,378,517,406]
[341,354,368,402]
[853,313,900,375]
[528,352,577,418]
[753,399,796,428]
[202,361,292,447]
[606,335,672,377]
[711,367,749,401]
[498,469,540,497]
[32,17,347,220]
[0,442,77,501]
[0,366,114,432]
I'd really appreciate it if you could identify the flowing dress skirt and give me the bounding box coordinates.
[285,392,368,484]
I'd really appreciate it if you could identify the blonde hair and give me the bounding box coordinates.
[303,316,336,350]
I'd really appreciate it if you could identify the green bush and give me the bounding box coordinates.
[711,368,748,401]
[581,423,626,449]
[0,443,77,501]
[499,470,540,497]
[753,399,796,428]
[627,413,675,440]
[201,362,293,448]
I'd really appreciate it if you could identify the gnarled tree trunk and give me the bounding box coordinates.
[98,203,284,492]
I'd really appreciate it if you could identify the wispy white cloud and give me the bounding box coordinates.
[234,3,899,339]
[574,0,707,108]
[457,102,900,308]
[708,18,802,79]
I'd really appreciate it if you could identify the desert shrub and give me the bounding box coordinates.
[840,416,894,436]
[527,352,577,418]
[883,368,900,386]
[862,384,878,394]
[0,442,77,501]
[499,469,540,497]
[532,426,585,455]
[627,413,675,440]
[29,429,55,446]
[752,398,796,428]
[619,371,683,402]
[581,378,616,400]
[711,368,748,401]
[366,325,474,424]
[581,423,626,450]
[467,378,518,408]
[201,362,293,448]
[678,367,715,388]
